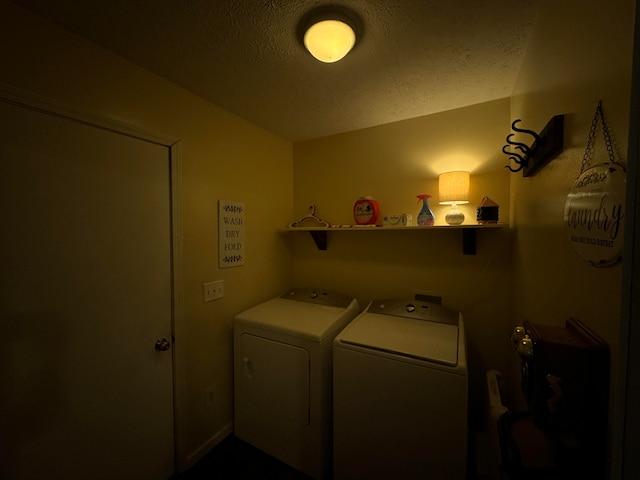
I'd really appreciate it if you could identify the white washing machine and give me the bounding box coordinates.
[233,288,360,479]
[333,299,468,480]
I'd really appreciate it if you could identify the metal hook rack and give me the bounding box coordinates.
[503,115,564,177]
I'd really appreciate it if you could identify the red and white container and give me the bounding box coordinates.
[353,196,380,225]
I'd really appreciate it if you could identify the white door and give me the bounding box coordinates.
[0,100,175,479]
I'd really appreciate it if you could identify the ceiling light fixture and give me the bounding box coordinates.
[303,15,356,63]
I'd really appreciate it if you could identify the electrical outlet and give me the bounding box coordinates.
[205,385,217,407]
[203,280,224,302]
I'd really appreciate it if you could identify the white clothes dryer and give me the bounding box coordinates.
[333,299,468,480]
[233,288,360,479]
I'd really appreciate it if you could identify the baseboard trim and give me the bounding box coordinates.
[184,422,234,471]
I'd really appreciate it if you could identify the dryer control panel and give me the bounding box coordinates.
[367,299,459,326]
[280,288,355,308]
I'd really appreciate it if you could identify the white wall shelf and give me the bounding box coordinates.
[284,223,507,254]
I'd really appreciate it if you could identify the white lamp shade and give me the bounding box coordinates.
[439,171,470,205]
[304,19,356,63]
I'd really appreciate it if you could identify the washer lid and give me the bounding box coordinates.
[337,310,460,366]
[234,289,359,341]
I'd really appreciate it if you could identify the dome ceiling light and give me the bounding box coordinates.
[303,14,356,63]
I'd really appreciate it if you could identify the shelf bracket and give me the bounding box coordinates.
[309,230,327,250]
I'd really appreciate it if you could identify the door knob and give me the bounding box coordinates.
[155,337,171,351]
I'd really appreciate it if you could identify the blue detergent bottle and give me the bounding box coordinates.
[417,194,435,226]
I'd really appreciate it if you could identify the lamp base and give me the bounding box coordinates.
[445,204,465,225]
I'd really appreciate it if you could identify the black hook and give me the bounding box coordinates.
[502,145,527,165]
[511,119,542,145]
[503,115,565,176]
[505,162,525,173]
[505,133,532,154]
[503,119,544,173]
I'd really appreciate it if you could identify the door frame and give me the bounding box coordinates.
[615,1,640,476]
[0,82,188,473]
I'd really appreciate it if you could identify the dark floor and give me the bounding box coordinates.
[175,433,490,480]
[176,435,312,480]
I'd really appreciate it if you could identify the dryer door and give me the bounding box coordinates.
[238,333,310,425]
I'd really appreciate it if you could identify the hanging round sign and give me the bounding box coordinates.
[564,162,625,266]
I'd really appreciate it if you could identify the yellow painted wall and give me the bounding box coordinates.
[508,0,635,468]
[0,0,293,468]
[292,99,514,427]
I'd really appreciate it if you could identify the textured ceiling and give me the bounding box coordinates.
[12,0,539,141]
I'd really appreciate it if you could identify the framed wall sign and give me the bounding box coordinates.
[218,200,245,268]
[564,163,625,266]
